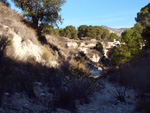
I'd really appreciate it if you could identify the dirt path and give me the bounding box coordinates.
[77,78,137,113]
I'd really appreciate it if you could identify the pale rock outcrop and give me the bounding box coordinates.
[0,23,58,68]
[102,42,115,58]
[80,42,86,47]
[79,47,101,63]
[7,25,42,62]
[90,54,100,63]
[66,42,78,48]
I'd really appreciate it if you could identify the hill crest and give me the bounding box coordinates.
[101,25,129,36]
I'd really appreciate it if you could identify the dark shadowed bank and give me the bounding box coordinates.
[0,38,100,112]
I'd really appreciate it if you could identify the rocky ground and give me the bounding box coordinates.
[0,77,139,113]
[77,78,138,113]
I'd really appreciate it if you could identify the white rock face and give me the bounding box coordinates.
[80,42,86,47]
[102,42,115,58]
[49,61,59,68]
[83,43,96,48]
[79,47,89,54]
[78,42,101,63]
[90,54,100,63]
[9,27,42,62]
[66,42,78,48]
[79,47,101,63]
[0,23,58,68]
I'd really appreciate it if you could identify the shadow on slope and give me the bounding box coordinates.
[108,55,150,113]
[0,51,100,112]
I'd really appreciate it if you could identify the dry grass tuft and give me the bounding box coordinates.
[41,46,54,62]
[70,59,90,76]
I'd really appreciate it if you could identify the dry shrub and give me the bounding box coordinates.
[70,59,90,76]
[41,46,55,65]
[0,19,13,27]
[42,49,52,62]
[46,35,66,52]
[46,35,75,61]
[0,2,23,21]
[11,22,39,45]
[52,70,100,112]
[0,2,11,17]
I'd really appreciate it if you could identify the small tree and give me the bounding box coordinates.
[87,25,97,39]
[63,25,77,39]
[95,26,103,40]
[78,25,88,38]
[39,23,54,35]
[121,29,140,50]
[132,22,143,41]
[135,3,150,26]
[112,45,131,66]
[12,0,66,29]
[112,29,141,67]
[101,29,110,40]
[109,33,119,41]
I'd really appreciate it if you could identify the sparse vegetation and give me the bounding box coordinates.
[70,58,90,76]
[113,83,127,103]
[53,74,100,111]
[0,35,11,51]
[42,48,53,63]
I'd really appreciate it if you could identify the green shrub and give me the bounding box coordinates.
[95,42,104,55]
[0,35,11,50]
[53,75,100,112]
[62,25,78,39]
[39,23,55,35]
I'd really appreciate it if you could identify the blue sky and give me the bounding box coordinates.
[8,0,149,28]
[59,0,149,28]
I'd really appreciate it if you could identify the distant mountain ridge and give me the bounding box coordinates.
[101,25,130,36]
